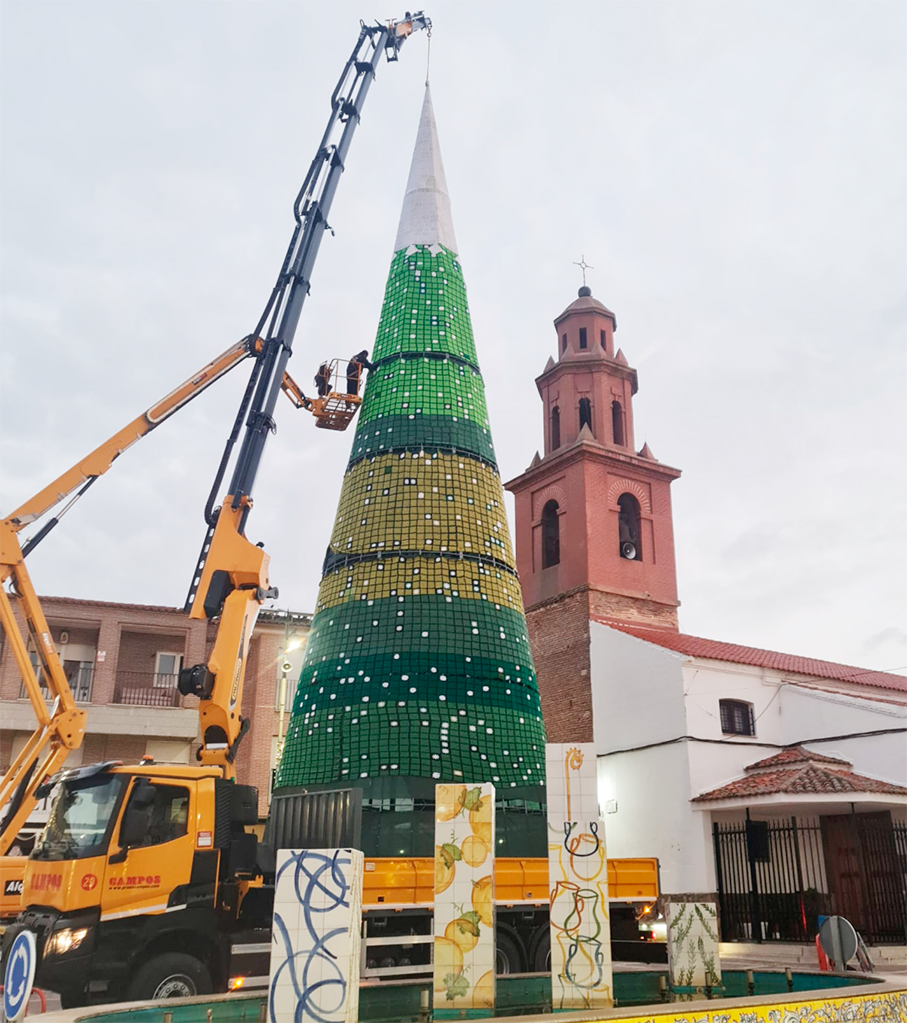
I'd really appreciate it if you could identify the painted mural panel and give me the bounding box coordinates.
[433,782,496,1018]
[268,848,363,1023]
[666,900,721,990]
[546,742,613,1009]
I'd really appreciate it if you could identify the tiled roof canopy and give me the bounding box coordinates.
[747,746,851,770]
[693,745,907,801]
[592,618,907,693]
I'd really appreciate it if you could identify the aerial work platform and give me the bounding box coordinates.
[281,357,365,431]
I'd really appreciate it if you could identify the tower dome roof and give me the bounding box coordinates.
[554,287,617,329]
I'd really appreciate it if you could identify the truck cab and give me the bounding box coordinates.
[3,760,259,1006]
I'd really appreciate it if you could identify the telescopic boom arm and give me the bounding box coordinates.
[158,12,432,776]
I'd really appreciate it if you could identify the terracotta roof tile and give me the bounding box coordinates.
[39,594,185,613]
[746,745,851,771]
[590,618,907,693]
[693,763,907,801]
[34,595,312,622]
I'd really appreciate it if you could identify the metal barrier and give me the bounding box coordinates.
[19,665,93,703]
[0,987,47,1016]
[113,671,181,707]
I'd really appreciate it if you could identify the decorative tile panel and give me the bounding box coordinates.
[268,848,363,1023]
[546,743,613,1009]
[665,900,721,990]
[507,992,905,1022]
[433,782,495,1018]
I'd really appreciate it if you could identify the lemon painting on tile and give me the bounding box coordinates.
[433,782,496,1018]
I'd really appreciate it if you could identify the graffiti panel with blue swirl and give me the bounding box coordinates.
[268,848,363,1023]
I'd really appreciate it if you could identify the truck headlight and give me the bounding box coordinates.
[45,927,89,957]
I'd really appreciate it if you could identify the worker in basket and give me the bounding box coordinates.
[314,361,331,397]
[346,350,375,396]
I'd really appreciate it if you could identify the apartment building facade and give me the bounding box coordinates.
[0,595,311,828]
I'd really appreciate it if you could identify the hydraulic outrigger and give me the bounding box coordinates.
[0,11,431,855]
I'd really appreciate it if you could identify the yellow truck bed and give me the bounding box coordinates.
[2,854,659,924]
[362,856,658,906]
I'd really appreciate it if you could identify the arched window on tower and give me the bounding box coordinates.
[578,398,592,433]
[611,400,625,446]
[551,406,560,450]
[541,500,560,568]
[617,493,642,561]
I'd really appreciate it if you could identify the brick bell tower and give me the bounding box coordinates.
[505,285,681,741]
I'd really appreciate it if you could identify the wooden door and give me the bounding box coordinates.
[820,814,866,932]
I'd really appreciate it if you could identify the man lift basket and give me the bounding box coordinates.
[281,357,366,431]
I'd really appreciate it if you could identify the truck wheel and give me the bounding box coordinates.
[532,931,551,973]
[59,989,87,1009]
[495,931,524,974]
[128,952,213,1001]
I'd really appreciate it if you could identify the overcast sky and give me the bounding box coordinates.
[1,1,905,674]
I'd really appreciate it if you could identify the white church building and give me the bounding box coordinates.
[504,281,906,948]
[593,618,907,945]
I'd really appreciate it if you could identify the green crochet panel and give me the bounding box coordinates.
[372,247,478,364]
[349,415,496,466]
[276,244,546,791]
[358,358,490,428]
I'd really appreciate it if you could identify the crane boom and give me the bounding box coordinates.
[178,13,431,775]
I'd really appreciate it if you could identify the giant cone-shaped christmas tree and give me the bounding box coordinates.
[276,88,546,818]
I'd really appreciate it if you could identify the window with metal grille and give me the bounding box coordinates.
[720,699,755,736]
[154,651,182,688]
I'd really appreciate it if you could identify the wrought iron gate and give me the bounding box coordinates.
[713,815,907,944]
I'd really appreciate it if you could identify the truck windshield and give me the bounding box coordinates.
[32,773,125,861]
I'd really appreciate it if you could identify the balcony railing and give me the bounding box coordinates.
[113,671,181,707]
[19,664,93,703]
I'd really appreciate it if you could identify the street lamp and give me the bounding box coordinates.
[274,626,307,776]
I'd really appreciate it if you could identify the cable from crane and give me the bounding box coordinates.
[425,26,431,85]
